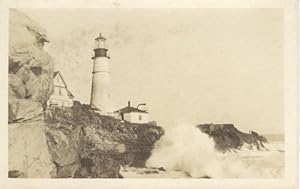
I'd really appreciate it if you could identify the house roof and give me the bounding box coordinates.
[114,106,148,114]
[53,71,59,77]
[53,71,74,98]
[66,88,74,98]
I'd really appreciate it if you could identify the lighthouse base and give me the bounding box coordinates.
[90,105,114,116]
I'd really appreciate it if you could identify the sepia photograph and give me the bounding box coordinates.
[1,1,298,188]
[7,8,287,179]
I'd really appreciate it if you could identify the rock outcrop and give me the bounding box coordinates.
[197,124,268,152]
[9,9,53,111]
[44,103,164,178]
[9,119,56,178]
[8,9,56,177]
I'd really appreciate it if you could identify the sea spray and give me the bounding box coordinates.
[146,122,224,177]
[146,122,284,178]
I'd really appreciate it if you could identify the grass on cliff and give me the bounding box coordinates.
[44,101,164,145]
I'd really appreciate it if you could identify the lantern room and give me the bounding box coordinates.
[94,32,107,49]
[92,33,109,59]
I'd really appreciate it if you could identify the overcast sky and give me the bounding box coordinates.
[21,9,283,134]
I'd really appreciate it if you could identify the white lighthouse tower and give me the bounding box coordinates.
[90,33,112,114]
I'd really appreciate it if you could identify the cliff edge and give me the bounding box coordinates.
[45,103,164,178]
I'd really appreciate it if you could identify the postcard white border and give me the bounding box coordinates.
[0,0,297,189]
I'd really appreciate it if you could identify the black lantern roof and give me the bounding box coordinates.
[95,33,106,41]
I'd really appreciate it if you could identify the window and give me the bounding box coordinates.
[59,88,62,95]
[139,115,142,121]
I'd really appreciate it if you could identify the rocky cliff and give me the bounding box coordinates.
[44,103,163,178]
[8,9,55,178]
[197,124,268,152]
[8,9,164,178]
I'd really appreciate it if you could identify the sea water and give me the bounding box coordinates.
[120,124,284,178]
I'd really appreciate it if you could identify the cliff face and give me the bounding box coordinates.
[45,103,164,178]
[9,9,53,106]
[9,9,53,124]
[8,9,55,178]
[197,124,268,152]
[8,9,164,178]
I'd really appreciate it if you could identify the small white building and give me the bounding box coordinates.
[114,101,149,124]
[47,71,74,107]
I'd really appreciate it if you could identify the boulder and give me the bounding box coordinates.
[8,99,43,123]
[45,125,81,177]
[8,120,56,178]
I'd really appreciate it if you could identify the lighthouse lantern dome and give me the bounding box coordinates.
[94,33,107,49]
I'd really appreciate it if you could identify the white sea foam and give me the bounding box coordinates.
[146,123,284,178]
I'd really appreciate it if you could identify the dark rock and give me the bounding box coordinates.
[8,170,24,178]
[158,167,166,171]
[197,123,268,152]
[54,161,78,178]
[143,170,159,174]
[45,125,81,177]
[44,104,164,178]
[74,154,121,178]
[200,175,211,179]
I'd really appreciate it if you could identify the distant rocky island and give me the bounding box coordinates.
[197,124,268,152]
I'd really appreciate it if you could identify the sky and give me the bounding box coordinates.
[21,8,283,134]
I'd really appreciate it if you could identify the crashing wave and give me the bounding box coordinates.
[146,123,284,178]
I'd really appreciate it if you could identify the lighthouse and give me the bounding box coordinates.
[90,33,112,114]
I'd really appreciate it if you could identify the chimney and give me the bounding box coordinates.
[128,101,131,107]
[137,103,146,109]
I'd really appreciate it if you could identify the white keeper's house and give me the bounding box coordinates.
[114,101,149,124]
[47,71,74,107]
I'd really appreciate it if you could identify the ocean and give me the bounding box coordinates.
[120,125,284,178]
